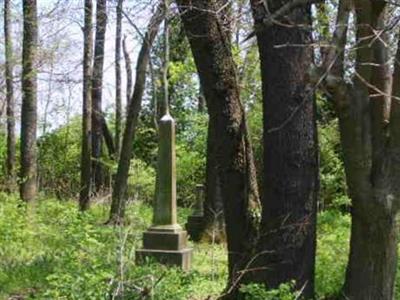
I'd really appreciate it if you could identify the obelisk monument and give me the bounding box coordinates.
[136,3,192,270]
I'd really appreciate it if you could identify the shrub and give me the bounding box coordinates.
[176,113,207,207]
[38,118,82,198]
[315,210,350,298]
[319,120,350,210]
[0,194,227,299]
[240,282,297,300]
[127,159,156,203]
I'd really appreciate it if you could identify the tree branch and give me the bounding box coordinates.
[245,0,323,41]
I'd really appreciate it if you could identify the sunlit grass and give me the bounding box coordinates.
[0,193,227,300]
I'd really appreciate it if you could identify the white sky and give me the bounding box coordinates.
[0,0,156,135]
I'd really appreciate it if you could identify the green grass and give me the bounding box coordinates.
[1,193,396,300]
[0,193,227,299]
[315,210,350,299]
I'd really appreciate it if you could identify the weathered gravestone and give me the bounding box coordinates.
[136,114,192,270]
[185,184,205,242]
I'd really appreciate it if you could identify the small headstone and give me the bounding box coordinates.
[186,184,205,242]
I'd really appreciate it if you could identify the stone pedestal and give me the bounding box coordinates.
[136,225,192,270]
[186,184,205,241]
[136,114,192,270]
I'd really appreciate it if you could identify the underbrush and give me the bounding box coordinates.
[0,193,226,299]
[1,193,398,299]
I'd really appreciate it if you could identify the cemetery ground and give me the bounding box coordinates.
[0,192,397,300]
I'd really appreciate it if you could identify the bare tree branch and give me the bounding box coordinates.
[245,0,324,41]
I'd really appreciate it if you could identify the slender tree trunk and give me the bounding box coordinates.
[4,0,16,190]
[122,36,133,108]
[91,0,107,192]
[115,0,123,155]
[42,61,54,136]
[108,4,165,223]
[177,1,260,293]
[79,0,94,211]
[250,1,318,297]
[20,0,38,202]
[102,115,116,158]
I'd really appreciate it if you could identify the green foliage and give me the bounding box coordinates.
[315,210,350,298]
[236,44,263,180]
[132,112,207,208]
[127,159,156,203]
[133,124,158,165]
[3,193,399,300]
[176,113,207,206]
[151,15,199,133]
[237,45,262,109]
[36,117,161,203]
[247,99,263,178]
[38,118,81,198]
[0,194,227,299]
[240,282,297,300]
[319,119,350,210]
[316,92,336,125]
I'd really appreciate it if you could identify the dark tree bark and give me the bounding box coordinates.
[4,0,16,190]
[102,115,116,158]
[108,4,164,223]
[336,2,398,299]
[20,0,38,202]
[200,0,260,241]
[202,116,225,242]
[115,0,123,155]
[176,0,260,293]
[249,0,319,297]
[91,0,107,192]
[318,1,400,298]
[79,0,94,211]
[122,36,132,108]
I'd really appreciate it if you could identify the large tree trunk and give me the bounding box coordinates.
[202,105,259,244]
[322,1,400,299]
[4,0,16,190]
[342,2,398,299]
[108,4,164,224]
[115,0,123,155]
[79,0,94,211]
[91,0,107,192]
[344,201,397,300]
[20,0,38,202]
[176,0,260,292]
[202,116,225,242]
[250,1,318,297]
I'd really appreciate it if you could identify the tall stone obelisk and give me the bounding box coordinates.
[135,113,192,270]
[135,2,192,270]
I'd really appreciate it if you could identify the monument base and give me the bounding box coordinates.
[136,226,193,271]
[136,248,192,271]
[185,215,204,242]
